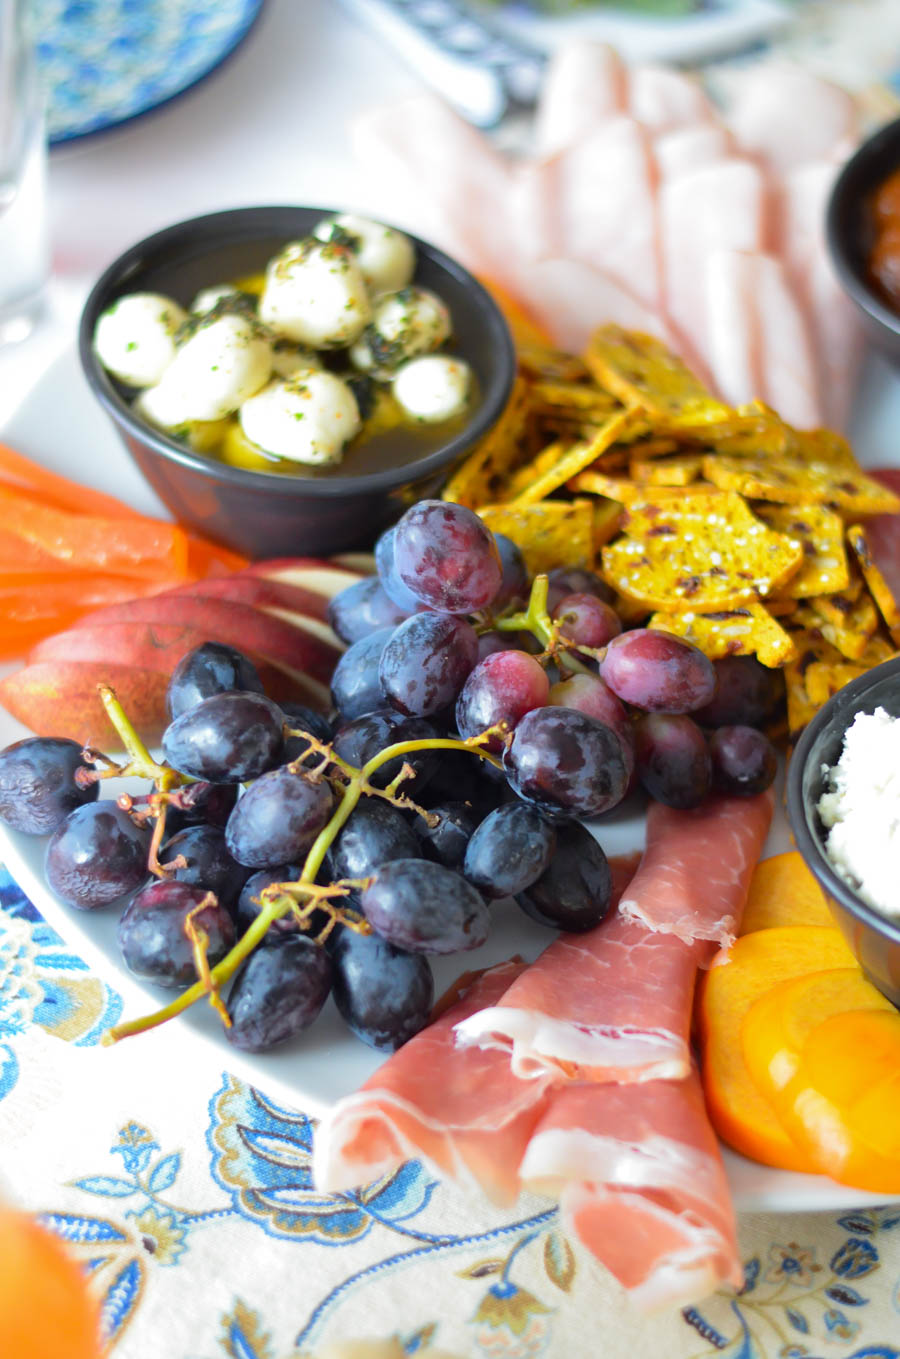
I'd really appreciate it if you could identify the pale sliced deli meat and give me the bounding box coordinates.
[533,41,627,157]
[728,61,859,175]
[532,116,660,311]
[519,1072,742,1310]
[779,160,862,430]
[705,250,822,429]
[313,959,553,1208]
[619,791,774,947]
[660,157,769,382]
[628,64,717,133]
[653,123,733,183]
[521,257,674,355]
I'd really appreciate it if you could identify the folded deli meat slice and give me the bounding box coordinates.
[534,41,627,156]
[520,1072,742,1309]
[454,913,712,1084]
[313,960,553,1207]
[620,791,774,947]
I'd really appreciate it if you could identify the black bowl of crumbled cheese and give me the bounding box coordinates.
[787,656,900,1008]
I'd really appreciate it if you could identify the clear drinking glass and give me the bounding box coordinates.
[0,0,49,343]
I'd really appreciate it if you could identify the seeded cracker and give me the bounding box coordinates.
[629,452,704,486]
[752,504,849,597]
[783,629,843,743]
[593,497,624,551]
[648,603,796,667]
[477,500,594,574]
[702,451,900,516]
[600,490,804,611]
[847,523,900,636]
[584,324,731,425]
[569,469,644,504]
[506,407,644,505]
[805,588,879,661]
[442,375,531,508]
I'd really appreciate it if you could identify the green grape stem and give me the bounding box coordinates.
[493,574,592,675]
[102,729,505,1045]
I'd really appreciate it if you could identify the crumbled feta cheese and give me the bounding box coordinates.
[818,706,900,918]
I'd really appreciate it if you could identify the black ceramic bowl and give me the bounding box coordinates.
[78,207,516,558]
[827,115,900,361]
[787,656,900,1007]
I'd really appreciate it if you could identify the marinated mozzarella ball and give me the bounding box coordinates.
[134,387,230,451]
[313,213,415,296]
[350,287,451,379]
[93,292,186,387]
[270,342,322,379]
[392,354,472,423]
[259,239,372,348]
[239,371,361,466]
[145,313,272,423]
[191,284,240,315]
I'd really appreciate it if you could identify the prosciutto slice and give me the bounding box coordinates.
[628,64,717,133]
[729,61,858,174]
[654,124,733,183]
[313,960,553,1207]
[520,1072,742,1310]
[453,915,712,1085]
[619,791,773,947]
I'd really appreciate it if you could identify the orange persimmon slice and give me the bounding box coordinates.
[777,1011,900,1192]
[740,851,835,934]
[697,926,856,1170]
[742,967,893,1096]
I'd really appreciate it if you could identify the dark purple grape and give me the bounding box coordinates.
[226,935,332,1051]
[279,703,333,765]
[548,673,631,749]
[330,927,433,1051]
[162,691,285,783]
[375,525,422,611]
[361,859,490,954]
[326,797,421,881]
[393,500,502,613]
[600,629,716,713]
[634,713,711,809]
[225,767,333,868]
[456,650,550,751]
[552,592,621,649]
[476,630,530,663]
[330,627,392,720]
[166,642,264,719]
[169,781,238,830]
[235,864,306,936]
[694,655,783,728]
[709,725,777,796]
[158,824,251,914]
[327,574,410,644]
[414,801,479,869]
[333,710,438,792]
[503,708,629,819]
[416,744,501,818]
[379,613,479,718]
[45,801,150,910]
[546,566,614,613]
[516,822,611,931]
[463,802,556,899]
[492,532,529,609]
[117,880,235,987]
[0,737,97,835]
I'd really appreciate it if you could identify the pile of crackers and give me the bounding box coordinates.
[443,325,900,746]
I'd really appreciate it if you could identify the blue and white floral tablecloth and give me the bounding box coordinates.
[2,867,900,1359]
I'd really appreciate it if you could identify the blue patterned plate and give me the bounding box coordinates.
[33,0,265,145]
